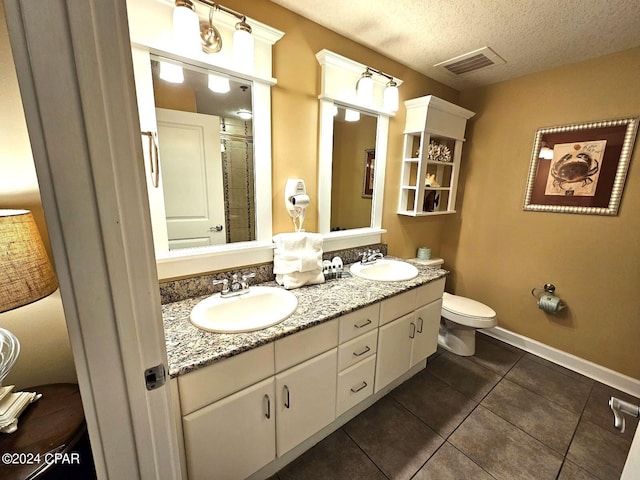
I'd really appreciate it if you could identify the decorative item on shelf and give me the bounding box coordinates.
[428,141,452,162]
[0,210,58,433]
[425,173,440,188]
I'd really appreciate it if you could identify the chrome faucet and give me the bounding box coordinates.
[360,249,384,265]
[213,272,256,298]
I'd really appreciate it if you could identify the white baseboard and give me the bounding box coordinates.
[480,327,640,398]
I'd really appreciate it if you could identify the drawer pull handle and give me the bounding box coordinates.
[284,385,290,408]
[351,381,368,393]
[353,345,371,357]
[410,322,416,339]
[417,317,424,333]
[264,394,271,419]
[354,318,372,329]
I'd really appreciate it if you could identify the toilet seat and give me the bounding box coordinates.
[442,292,497,328]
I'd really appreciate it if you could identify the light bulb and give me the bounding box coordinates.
[238,109,252,120]
[233,20,254,73]
[383,80,399,112]
[159,61,184,83]
[356,71,374,103]
[344,109,360,122]
[173,0,200,54]
[208,74,230,93]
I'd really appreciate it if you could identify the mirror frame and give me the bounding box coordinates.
[127,0,284,280]
[316,50,401,251]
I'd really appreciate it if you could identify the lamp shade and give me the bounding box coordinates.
[0,210,58,313]
[173,0,201,54]
[232,23,254,73]
[383,81,399,112]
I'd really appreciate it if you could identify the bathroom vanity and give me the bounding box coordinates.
[161,260,446,480]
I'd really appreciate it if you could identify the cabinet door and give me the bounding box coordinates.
[375,313,414,393]
[182,377,275,480]
[410,298,442,367]
[275,349,337,456]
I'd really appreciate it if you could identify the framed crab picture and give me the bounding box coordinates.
[523,117,639,215]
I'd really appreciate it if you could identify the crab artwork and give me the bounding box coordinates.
[544,141,607,196]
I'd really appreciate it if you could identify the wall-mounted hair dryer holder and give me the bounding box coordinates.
[285,179,310,232]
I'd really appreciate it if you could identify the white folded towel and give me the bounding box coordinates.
[273,252,322,274]
[273,232,323,253]
[276,271,325,290]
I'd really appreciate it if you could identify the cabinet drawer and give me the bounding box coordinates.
[380,289,417,325]
[338,303,380,343]
[336,355,376,417]
[178,343,274,416]
[415,278,445,308]
[275,319,338,372]
[337,329,378,372]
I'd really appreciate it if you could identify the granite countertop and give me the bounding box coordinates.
[162,258,448,378]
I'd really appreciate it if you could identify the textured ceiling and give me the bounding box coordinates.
[267,0,640,90]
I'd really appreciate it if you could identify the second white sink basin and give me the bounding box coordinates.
[190,286,298,333]
[350,259,419,282]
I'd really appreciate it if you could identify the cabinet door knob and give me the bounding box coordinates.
[264,394,271,419]
[353,345,371,357]
[417,317,424,333]
[354,319,372,329]
[350,381,368,393]
[283,385,290,408]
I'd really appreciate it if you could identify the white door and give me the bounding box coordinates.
[275,349,337,456]
[156,108,226,249]
[182,378,276,480]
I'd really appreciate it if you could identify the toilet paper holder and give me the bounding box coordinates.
[531,283,567,314]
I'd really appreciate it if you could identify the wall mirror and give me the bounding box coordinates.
[150,56,256,250]
[316,49,399,251]
[330,105,378,231]
[127,0,283,279]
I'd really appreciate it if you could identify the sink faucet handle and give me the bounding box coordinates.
[212,278,229,294]
[242,272,256,282]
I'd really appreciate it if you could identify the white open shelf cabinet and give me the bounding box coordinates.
[398,96,475,216]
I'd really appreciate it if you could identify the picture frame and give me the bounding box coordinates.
[362,148,375,198]
[523,117,638,215]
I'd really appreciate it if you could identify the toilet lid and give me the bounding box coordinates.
[443,292,496,319]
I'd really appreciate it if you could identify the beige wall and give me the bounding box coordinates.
[445,47,640,379]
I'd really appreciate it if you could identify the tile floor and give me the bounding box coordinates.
[273,333,639,480]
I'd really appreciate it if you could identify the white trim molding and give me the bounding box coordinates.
[481,327,640,398]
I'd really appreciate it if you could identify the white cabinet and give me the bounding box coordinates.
[410,299,443,367]
[375,278,445,392]
[182,377,276,480]
[275,349,337,456]
[398,96,475,216]
[375,312,415,392]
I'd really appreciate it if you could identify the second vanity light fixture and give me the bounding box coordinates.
[356,67,400,112]
[172,0,254,72]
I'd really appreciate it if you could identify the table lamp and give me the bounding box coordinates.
[0,209,58,432]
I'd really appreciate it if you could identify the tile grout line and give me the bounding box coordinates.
[340,426,392,480]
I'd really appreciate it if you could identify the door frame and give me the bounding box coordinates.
[4,1,181,478]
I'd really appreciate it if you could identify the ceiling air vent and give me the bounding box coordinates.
[435,47,505,75]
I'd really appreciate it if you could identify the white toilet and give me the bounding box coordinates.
[415,257,497,356]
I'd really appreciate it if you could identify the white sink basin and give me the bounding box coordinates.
[350,259,419,282]
[190,286,298,333]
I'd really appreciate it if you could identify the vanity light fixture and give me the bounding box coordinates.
[237,109,252,120]
[172,1,255,71]
[344,108,360,122]
[208,73,231,93]
[159,60,184,83]
[355,66,400,112]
